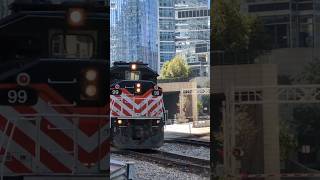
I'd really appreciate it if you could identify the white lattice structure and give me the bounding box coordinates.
[224,85,320,180]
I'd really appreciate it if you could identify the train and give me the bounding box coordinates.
[0,1,109,179]
[110,62,167,149]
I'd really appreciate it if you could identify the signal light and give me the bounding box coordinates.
[136,88,141,93]
[136,83,141,88]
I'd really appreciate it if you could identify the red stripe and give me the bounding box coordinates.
[0,148,33,173]
[40,119,74,151]
[40,147,71,173]
[0,115,36,156]
[78,118,106,137]
[78,138,109,163]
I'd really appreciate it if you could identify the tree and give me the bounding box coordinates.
[160,55,190,79]
[290,58,320,168]
[279,120,297,161]
[212,0,271,64]
[295,58,320,84]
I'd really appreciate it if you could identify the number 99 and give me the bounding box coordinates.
[8,90,28,104]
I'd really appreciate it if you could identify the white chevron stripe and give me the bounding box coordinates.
[34,99,108,152]
[0,107,87,172]
[0,130,51,173]
[110,99,126,117]
[111,96,135,115]
[141,96,163,115]
[110,94,165,117]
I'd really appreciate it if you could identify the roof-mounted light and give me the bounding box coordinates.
[131,64,137,70]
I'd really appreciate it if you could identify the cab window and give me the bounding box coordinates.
[51,34,94,59]
[125,71,140,80]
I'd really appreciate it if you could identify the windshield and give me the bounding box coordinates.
[51,34,94,59]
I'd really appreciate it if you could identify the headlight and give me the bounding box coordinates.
[68,8,85,26]
[85,85,97,97]
[136,88,141,93]
[85,69,97,81]
[70,10,82,23]
[131,64,137,70]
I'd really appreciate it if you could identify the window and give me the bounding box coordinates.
[125,71,141,80]
[160,42,175,51]
[160,32,175,41]
[160,8,174,17]
[200,10,204,16]
[51,34,94,59]
[248,3,290,12]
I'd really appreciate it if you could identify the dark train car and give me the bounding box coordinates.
[110,62,166,149]
[0,1,109,179]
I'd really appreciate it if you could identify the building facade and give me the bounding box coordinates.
[158,0,176,72]
[241,0,320,48]
[110,0,159,72]
[175,0,210,77]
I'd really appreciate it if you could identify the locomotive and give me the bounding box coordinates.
[0,1,109,179]
[110,62,166,149]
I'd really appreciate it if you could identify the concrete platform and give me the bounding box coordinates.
[164,123,210,142]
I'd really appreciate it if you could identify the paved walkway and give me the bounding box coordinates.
[164,123,210,141]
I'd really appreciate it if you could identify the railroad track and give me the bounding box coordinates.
[112,149,210,177]
[164,138,210,147]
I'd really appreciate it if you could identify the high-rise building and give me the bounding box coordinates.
[158,0,175,72]
[241,0,320,48]
[110,0,159,72]
[175,0,210,77]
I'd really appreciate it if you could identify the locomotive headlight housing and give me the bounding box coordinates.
[131,64,137,70]
[117,119,123,125]
[85,85,97,97]
[68,8,86,26]
[85,69,97,81]
[135,83,142,93]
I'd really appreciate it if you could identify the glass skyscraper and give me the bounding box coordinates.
[110,0,159,72]
[159,0,176,71]
[175,0,210,77]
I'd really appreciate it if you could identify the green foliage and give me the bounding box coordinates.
[296,58,320,84]
[212,0,271,64]
[197,101,202,113]
[279,120,297,161]
[160,55,190,79]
